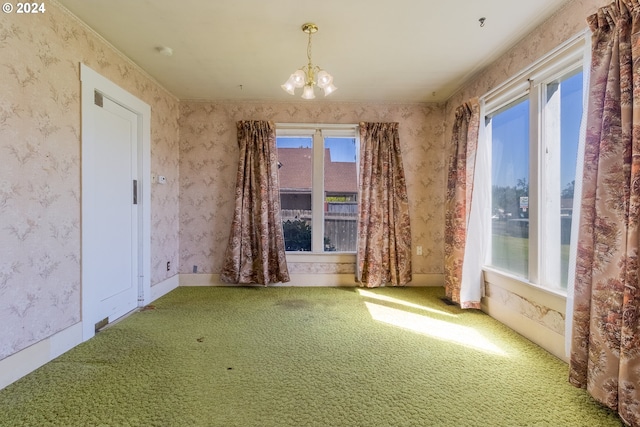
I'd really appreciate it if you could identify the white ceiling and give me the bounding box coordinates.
[57,0,571,103]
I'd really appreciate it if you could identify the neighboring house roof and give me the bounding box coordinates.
[277,148,357,194]
[277,148,312,192]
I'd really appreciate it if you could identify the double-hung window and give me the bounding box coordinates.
[484,36,585,291]
[276,125,359,253]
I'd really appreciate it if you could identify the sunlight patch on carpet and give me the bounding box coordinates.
[357,289,457,317]
[364,302,507,356]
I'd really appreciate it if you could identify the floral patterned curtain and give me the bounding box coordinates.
[356,122,412,287]
[569,3,640,426]
[444,99,481,309]
[220,120,290,285]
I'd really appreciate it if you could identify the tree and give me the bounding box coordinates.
[562,180,575,199]
[282,219,336,251]
[492,177,529,219]
[282,219,311,251]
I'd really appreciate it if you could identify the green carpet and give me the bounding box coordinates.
[0,287,622,427]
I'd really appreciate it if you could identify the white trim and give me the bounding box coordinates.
[312,130,325,252]
[80,64,151,341]
[483,267,566,311]
[276,123,358,131]
[180,274,222,286]
[178,273,443,287]
[566,32,592,357]
[482,34,586,295]
[0,322,83,390]
[150,275,180,302]
[483,29,587,110]
[285,253,356,263]
[529,79,540,285]
[277,124,360,254]
[482,295,567,362]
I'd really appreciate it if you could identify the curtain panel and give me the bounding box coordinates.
[444,99,481,309]
[356,122,412,288]
[220,120,290,286]
[569,2,640,426]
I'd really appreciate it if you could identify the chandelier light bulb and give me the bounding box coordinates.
[322,83,337,96]
[316,70,333,88]
[281,75,297,95]
[302,84,316,100]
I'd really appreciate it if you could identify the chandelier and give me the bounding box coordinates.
[281,23,337,100]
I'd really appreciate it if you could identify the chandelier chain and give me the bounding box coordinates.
[307,30,312,63]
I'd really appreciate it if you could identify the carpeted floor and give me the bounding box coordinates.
[0,286,622,427]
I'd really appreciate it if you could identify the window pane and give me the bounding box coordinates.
[277,137,313,251]
[324,137,358,252]
[490,97,530,278]
[555,70,583,288]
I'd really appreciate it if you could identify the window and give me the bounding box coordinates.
[489,96,530,278]
[276,126,358,253]
[484,38,585,291]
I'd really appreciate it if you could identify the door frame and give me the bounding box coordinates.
[80,63,151,341]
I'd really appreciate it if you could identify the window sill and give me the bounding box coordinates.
[482,267,567,313]
[285,253,356,263]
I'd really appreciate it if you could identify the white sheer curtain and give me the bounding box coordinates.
[460,99,491,305]
[564,34,591,357]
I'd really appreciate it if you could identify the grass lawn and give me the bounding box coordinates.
[491,233,529,278]
[490,232,570,289]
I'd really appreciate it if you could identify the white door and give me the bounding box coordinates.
[83,94,139,332]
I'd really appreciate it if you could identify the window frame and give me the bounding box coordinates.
[482,32,587,295]
[276,123,359,255]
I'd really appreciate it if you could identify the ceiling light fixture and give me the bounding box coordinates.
[281,23,337,100]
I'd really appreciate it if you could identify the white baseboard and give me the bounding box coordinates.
[179,273,443,287]
[0,322,83,390]
[0,275,180,391]
[150,274,180,301]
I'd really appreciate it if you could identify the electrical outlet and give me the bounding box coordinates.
[416,246,423,256]
[166,261,170,271]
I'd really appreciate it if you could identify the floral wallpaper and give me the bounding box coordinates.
[0,1,180,360]
[179,101,445,278]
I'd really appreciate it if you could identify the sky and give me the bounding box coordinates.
[276,137,357,162]
[491,70,583,191]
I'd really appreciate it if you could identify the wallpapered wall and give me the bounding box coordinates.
[0,2,180,360]
[179,101,445,277]
[443,0,609,339]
